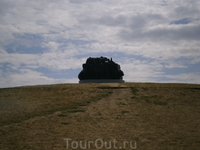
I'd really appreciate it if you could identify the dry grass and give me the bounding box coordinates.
[0,83,112,126]
[126,83,200,149]
[0,82,200,150]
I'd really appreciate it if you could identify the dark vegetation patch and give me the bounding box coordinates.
[97,87,129,89]
[131,87,139,95]
[121,110,129,114]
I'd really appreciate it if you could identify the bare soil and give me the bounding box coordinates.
[0,83,200,150]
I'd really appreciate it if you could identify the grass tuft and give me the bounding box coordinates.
[67,109,85,113]
[58,114,68,117]
[153,100,168,106]
[121,110,129,114]
[61,122,69,125]
[131,87,139,95]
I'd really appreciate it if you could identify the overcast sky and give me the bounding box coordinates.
[0,0,200,88]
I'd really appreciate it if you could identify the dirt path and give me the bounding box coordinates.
[59,83,138,149]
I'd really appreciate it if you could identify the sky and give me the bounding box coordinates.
[0,0,200,88]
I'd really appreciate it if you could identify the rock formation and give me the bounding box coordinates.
[78,56,124,80]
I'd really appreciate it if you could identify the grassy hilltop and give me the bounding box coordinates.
[0,83,200,149]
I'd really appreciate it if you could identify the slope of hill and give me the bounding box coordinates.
[0,83,200,149]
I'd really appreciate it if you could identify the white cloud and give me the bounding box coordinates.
[120,58,164,82]
[0,49,86,71]
[0,0,200,87]
[162,73,200,84]
[0,68,78,88]
[69,0,101,3]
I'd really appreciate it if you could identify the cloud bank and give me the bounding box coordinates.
[0,0,200,88]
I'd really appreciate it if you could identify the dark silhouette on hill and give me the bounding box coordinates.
[78,56,124,80]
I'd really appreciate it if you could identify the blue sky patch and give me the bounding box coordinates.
[4,44,46,54]
[33,67,81,79]
[170,18,191,25]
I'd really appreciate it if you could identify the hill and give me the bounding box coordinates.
[0,83,200,149]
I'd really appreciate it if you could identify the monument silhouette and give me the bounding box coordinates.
[78,56,125,83]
